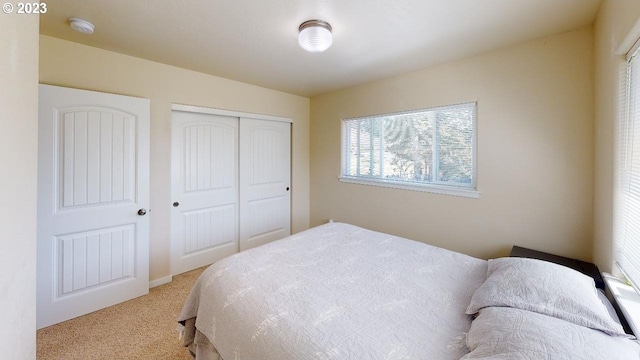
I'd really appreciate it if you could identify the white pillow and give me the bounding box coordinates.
[466,257,628,336]
[464,307,640,360]
[597,288,623,327]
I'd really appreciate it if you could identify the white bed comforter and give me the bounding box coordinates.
[179,222,487,360]
[464,307,640,359]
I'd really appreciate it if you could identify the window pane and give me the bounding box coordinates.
[437,107,474,184]
[616,50,640,290]
[346,121,358,176]
[344,119,382,177]
[382,113,433,182]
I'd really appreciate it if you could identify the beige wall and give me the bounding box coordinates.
[1,13,39,360]
[39,36,310,281]
[593,1,640,272]
[310,27,594,261]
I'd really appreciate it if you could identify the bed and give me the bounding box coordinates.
[178,222,640,359]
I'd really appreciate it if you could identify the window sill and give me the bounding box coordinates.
[338,176,480,199]
[603,273,640,336]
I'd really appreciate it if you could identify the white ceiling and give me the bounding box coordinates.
[40,0,602,97]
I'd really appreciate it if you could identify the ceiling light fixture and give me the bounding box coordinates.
[69,18,95,34]
[298,19,332,53]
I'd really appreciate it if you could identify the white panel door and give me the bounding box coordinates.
[239,118,291,251]
[171,111,239,275]
[37,84,150,329]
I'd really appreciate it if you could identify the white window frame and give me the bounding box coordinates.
[615,41,640,291]
[609,23,640,338]
[339,102,479,199]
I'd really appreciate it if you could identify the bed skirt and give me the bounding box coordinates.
[181,318,222,360]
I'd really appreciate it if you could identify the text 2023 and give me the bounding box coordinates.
[17,2,47,14]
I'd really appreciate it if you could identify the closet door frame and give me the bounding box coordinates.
[172,104,292,124]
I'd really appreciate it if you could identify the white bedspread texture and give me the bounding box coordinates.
[464,307,640,359]
[179,222,487,360]
[466,257,627,336]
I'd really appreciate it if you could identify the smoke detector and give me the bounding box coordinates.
[69,18,95,34]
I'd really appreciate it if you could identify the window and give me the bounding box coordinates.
[340,102,477,198]
[615,44,640,291]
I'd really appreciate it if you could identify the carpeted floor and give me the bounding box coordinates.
[37,266,206,360]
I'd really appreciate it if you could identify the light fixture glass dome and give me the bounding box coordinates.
[298,20,332,53]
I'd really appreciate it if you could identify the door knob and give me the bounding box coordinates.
[137,208,147,216]
[173,202,180,207]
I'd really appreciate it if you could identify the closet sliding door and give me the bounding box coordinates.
[239,118,291,251]
[171,105,291,275]
[171,111,239,275]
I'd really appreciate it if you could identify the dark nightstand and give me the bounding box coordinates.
[510,246,605,290]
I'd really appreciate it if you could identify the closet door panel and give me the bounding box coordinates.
[239,118,291,251]
[171,111,239,275]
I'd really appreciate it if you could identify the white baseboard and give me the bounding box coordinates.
[149,275,173,289]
